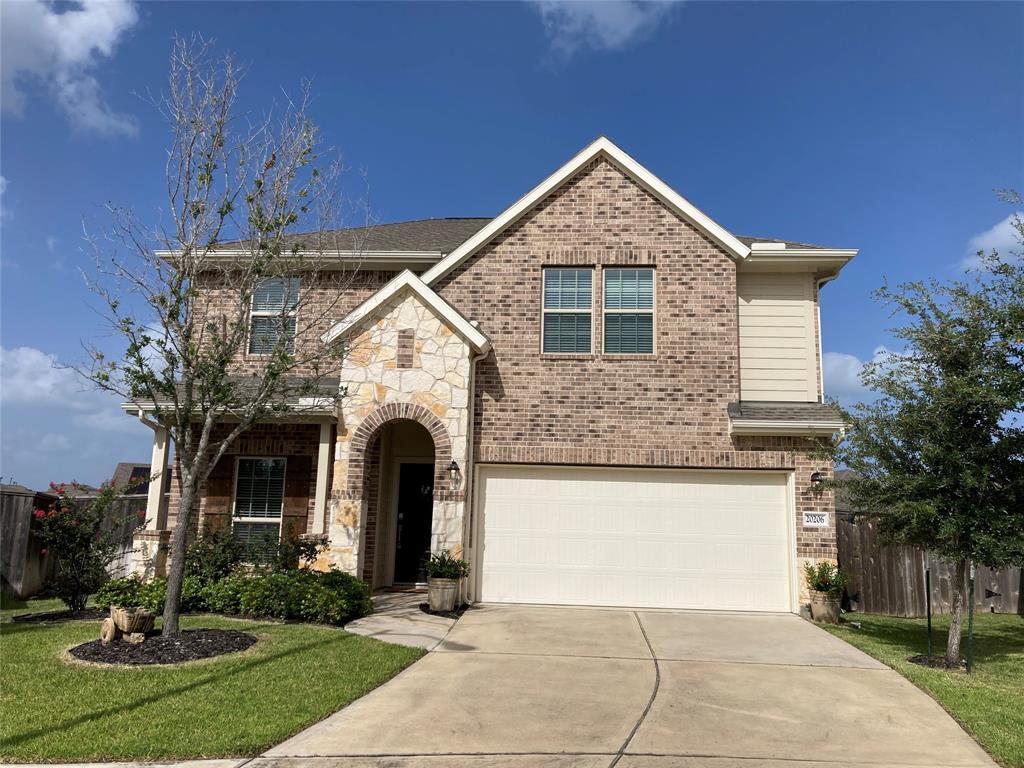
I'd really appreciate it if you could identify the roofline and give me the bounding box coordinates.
[420,137,751,287]
[120,401,337,418]
[320,269,492,354]
[153,248,447,270]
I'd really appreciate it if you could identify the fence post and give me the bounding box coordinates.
[966,561,976,674]
[925,552,933,657]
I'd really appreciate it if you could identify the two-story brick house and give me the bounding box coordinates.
[126,137,855,613]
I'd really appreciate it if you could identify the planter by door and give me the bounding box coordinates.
[427,578,459,612]
[809,591,840,623]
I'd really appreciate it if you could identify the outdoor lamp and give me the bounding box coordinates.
[447,460,461,489]
[810,472,824,494]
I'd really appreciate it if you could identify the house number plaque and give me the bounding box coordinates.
[803,511,829,528]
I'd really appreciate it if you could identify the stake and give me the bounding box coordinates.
[966,562,976,674]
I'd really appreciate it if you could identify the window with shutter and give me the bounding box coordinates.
[542,268,593,353]
[233,457,286,557]
[603,268,655,354]
[248,278,299,355]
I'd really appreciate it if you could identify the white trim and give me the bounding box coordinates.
[541,267,595,355]
[421,137,750,287]
[729,418,845,436]
[320,269,491,353]
[786,471,799,614]
[312,422,332,536]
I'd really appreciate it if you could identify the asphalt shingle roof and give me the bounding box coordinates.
[727,401,844,423]
[223,218,491,255]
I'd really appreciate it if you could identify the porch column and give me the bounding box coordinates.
[312,421,332,536]
[145,426,170,530]
[130,425,171,579]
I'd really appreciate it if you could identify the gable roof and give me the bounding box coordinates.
[421,137,751,286]
[321,270,491,353]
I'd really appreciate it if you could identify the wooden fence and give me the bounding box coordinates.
[837,515,1023,617]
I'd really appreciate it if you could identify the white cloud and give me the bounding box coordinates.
[45,235,58,254]
[531,1,677,57]
[1,0,139,137]
[36,432,71,452]
[961,212,1023,271]
[72,408,144,435]
[0,346,90,406]
[823,346,893,405]
[0,174,9,221]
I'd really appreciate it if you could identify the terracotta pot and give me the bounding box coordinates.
[809,591,840,623]
[427,577,459,612]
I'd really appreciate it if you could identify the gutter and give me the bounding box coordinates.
[729,419,846,437]
[462,347,487,605]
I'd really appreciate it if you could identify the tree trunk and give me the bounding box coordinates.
[161,478,197,635]
[946,559,968,664]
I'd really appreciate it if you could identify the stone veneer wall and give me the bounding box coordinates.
[433,156,836,561]
[327,291,473,575]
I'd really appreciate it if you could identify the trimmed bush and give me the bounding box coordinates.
[95,569,372,626]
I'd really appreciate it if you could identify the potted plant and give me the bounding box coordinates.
[803,560,848,624]
[424,550,470,613]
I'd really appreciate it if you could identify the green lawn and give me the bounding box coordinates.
[0,608,423,762]
[822,612,1024,768]
[0,594,67,622]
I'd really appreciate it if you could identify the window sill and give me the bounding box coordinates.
[540,353,596,361]
[600,354,659,361]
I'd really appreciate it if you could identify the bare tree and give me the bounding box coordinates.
[81,36,363,635]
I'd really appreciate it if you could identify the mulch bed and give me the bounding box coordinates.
[68,629,257,666]
[908,653,965,670]
[419,602,469,620]
[12,608,108,624]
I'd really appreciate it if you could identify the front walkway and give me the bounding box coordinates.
[344,591,456,650]
[255,604,996,768]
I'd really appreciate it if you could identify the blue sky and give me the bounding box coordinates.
[1,1,1022,490]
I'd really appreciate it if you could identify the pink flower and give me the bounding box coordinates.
[34,509,45,519]
[40,548,48,555]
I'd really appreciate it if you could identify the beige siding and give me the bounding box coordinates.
[738,272,818,401]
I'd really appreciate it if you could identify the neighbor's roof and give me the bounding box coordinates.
[220,218,491,255]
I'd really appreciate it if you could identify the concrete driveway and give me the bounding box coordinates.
[256,605,996,768]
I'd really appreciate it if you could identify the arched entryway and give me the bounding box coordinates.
[344,403,456,588]
[360,420,436,587]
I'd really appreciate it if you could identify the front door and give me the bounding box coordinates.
[393,463,434,583]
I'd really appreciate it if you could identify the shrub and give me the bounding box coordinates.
[95,575,143,610]
[184,524,246,582]
[201,574,247,615]
[803,561,848,599]
[94,568,372,625]
[266,532,329,572]
[424,550,470,580]
[33,482,145,611]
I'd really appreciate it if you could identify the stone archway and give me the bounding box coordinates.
[347,403,455,502]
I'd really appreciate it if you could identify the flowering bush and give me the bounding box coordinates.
[803,560,849,599]
[33,482,144,611]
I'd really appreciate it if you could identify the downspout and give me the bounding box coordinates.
[462,348,487,604]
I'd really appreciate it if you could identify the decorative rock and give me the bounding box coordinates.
[125,632,147,645]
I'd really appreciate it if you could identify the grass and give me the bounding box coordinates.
[0,594,67,622]
[822,612,1024,768]
[0,604,423,762]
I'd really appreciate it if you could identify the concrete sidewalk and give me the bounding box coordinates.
[343,591,456,650]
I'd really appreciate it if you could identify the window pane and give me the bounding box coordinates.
[543,269,592,310]
[604,269,653,310]
[234,458,286,518]
[604,313,654,354]
[249,316,296,355]
[543,313,592,353]
[232,521,279,562]
[252,278,299,312]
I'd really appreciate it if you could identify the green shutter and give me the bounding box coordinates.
[543,313,592,353]
[544,269,592,309]
[253,278,299,312]
[604,313,653,354]
[604,269,653,310]
[234,458,286,518]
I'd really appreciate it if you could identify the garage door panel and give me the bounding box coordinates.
[479,466,791,612]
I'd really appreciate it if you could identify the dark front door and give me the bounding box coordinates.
[394,463,434,583]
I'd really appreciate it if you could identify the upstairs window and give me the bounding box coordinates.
[233,457,286,557]
[542,268,593,354]
[249,277,299,355]
[603,268,654,354]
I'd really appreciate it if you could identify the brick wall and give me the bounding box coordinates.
[166,423,321,539]
[435,157,835,558]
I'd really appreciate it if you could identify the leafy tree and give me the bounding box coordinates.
[833,202,1024,663]
[34,482,144,611]
[78,37,363,634]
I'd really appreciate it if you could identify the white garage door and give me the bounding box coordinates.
[478,465,792,612]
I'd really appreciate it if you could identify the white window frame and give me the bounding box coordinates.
[602,267,656,355]
[232,456,287,544]
[248,277,299,356]
[541,267,594,355]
